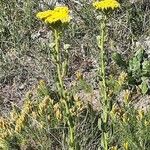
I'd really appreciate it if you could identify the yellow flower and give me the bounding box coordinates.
[15,114,26,132]
[93,0,120,10]
[36,6,71,24]
[36,10,53,20]
[53,103,62,120]
[38,96,50,114]
[55,109,62,120]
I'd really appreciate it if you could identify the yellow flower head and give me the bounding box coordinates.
[93,0,120,11]
[36,6,71,25]
[36,10,53,20]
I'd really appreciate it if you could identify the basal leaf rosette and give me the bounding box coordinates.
[36,6,71,28]
[93,0,120,11]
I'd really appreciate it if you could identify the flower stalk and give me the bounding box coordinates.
[93,1,120,149]
[36,6,76,149]
[99,15,107,106]
[54,29,64,98]
[53,30,76,150]
[98,14,110,150]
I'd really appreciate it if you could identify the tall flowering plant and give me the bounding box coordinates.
[92,0,120,149]
[36,6,71,97]
[36,6,76,150]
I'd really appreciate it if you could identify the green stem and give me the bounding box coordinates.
[69,126,75,150]
[54,29,64,98]
[100,15,107,107]
[99,15,109,150]
[54,29,75,150]
[63,99,75,150]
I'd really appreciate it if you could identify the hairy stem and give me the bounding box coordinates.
[54,29,75,150]
[99,15,109,150]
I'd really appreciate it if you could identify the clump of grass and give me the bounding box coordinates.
[112,106,150,149]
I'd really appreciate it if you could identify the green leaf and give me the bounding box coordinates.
[135,49,144,62]
[142,60,150,76]
[98,118,102,130]
[129,57,141,77]
[139,81,149,95]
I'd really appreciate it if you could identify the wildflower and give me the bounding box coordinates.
[53,103,62,120]
[38,96,50,115]
[93,0,120,11]
[21,100,32,115]
[15,114,26,132]
[36,6,71,25]
[55,109,62,120]
[36,10,53,20]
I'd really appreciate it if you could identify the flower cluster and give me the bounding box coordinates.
[0,117,11,139]
[38,96,51,115]
[93,0,120,10]
[15,100,32,132]
[36,6,71,25]
[53,103,62,120]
